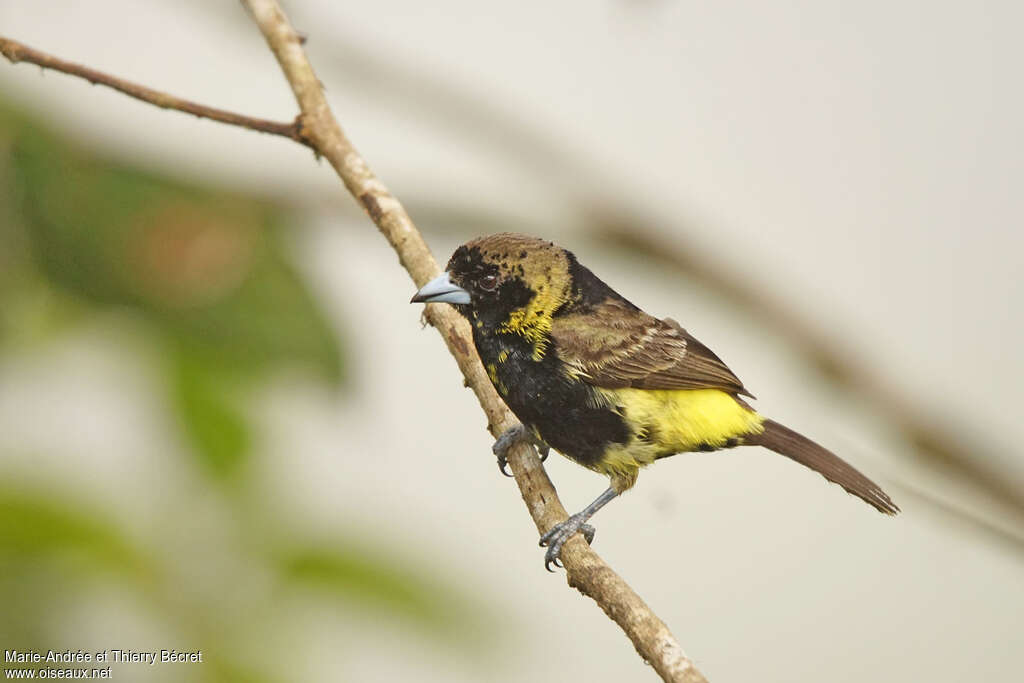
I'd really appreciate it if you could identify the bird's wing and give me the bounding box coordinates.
[550,299,753,397]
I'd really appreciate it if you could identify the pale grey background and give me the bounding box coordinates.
[1,1,1021,681]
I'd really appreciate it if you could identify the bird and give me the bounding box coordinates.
[411,233,898,570]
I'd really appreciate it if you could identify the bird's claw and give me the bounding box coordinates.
[496,452,513,477]
[492,424,548,476]
[538,516,596,571]
[492,425,524,477]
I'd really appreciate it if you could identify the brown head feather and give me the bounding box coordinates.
[449,233,753,395]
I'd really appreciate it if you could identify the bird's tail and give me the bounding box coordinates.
[745,419,899,515]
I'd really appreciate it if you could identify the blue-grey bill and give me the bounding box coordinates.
[410,272,471,304]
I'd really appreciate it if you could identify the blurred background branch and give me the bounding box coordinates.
[594,222,1024,535]
[274,23,1024,543]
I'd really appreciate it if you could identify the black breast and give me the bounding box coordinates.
[472,327,631,469]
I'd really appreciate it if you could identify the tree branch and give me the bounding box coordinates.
[0,35,311,148]
[0,13,708,682]
[236,1,706,680]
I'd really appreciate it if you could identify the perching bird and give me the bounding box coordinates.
[411,233,898,570]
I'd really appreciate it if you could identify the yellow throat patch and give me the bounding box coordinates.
[492,245,571,360]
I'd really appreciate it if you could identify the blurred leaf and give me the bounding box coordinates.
[163,241,343,385]
[0,484,153,648]
[1,96,344,385]
[0,482,289,682]
[0,274,89,348]
[277,544,481,639]
[0,94,490,673]
[199,660,282,683]
[0,484,154,581]
[170,350,252,480]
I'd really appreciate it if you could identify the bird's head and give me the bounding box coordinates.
[411,233,575,343]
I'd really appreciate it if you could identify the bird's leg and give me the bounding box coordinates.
[539,487,618,571]
[491,423,550,477]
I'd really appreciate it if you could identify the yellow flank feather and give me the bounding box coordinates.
[593,387,765,492]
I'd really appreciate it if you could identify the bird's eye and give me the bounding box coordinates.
[479,274,498,292]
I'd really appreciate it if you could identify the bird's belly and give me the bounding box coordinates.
[476,333,763,484]
[506,381,631,471]
[479,345,631,469]
[577,387,764,491]
[595,387,765,454]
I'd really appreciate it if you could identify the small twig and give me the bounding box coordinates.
[0,35,312,148]
[237,1,706,680]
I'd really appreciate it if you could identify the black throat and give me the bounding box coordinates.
[470,320,630,470]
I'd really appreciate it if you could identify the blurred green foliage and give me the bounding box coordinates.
[279,544,470,630]
[2,99,342,478]
[0,485,155,578]
[170,349,254,479]
[0,97,483,680]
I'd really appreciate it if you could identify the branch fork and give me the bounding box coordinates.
[1,8,707,681]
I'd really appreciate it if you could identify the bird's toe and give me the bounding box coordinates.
[492,424,528,476]
[539,515,596,571]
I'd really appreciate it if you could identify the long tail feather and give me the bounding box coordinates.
[745,419,899,514]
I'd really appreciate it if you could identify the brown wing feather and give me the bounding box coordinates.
[550,299,754,397]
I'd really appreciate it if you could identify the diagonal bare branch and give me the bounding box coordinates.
[238,0,707,680]
[0,35,311,148]
[0,13,708,681]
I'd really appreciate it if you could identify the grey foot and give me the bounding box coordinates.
[492,424,549,477]
[538,517,596,571]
